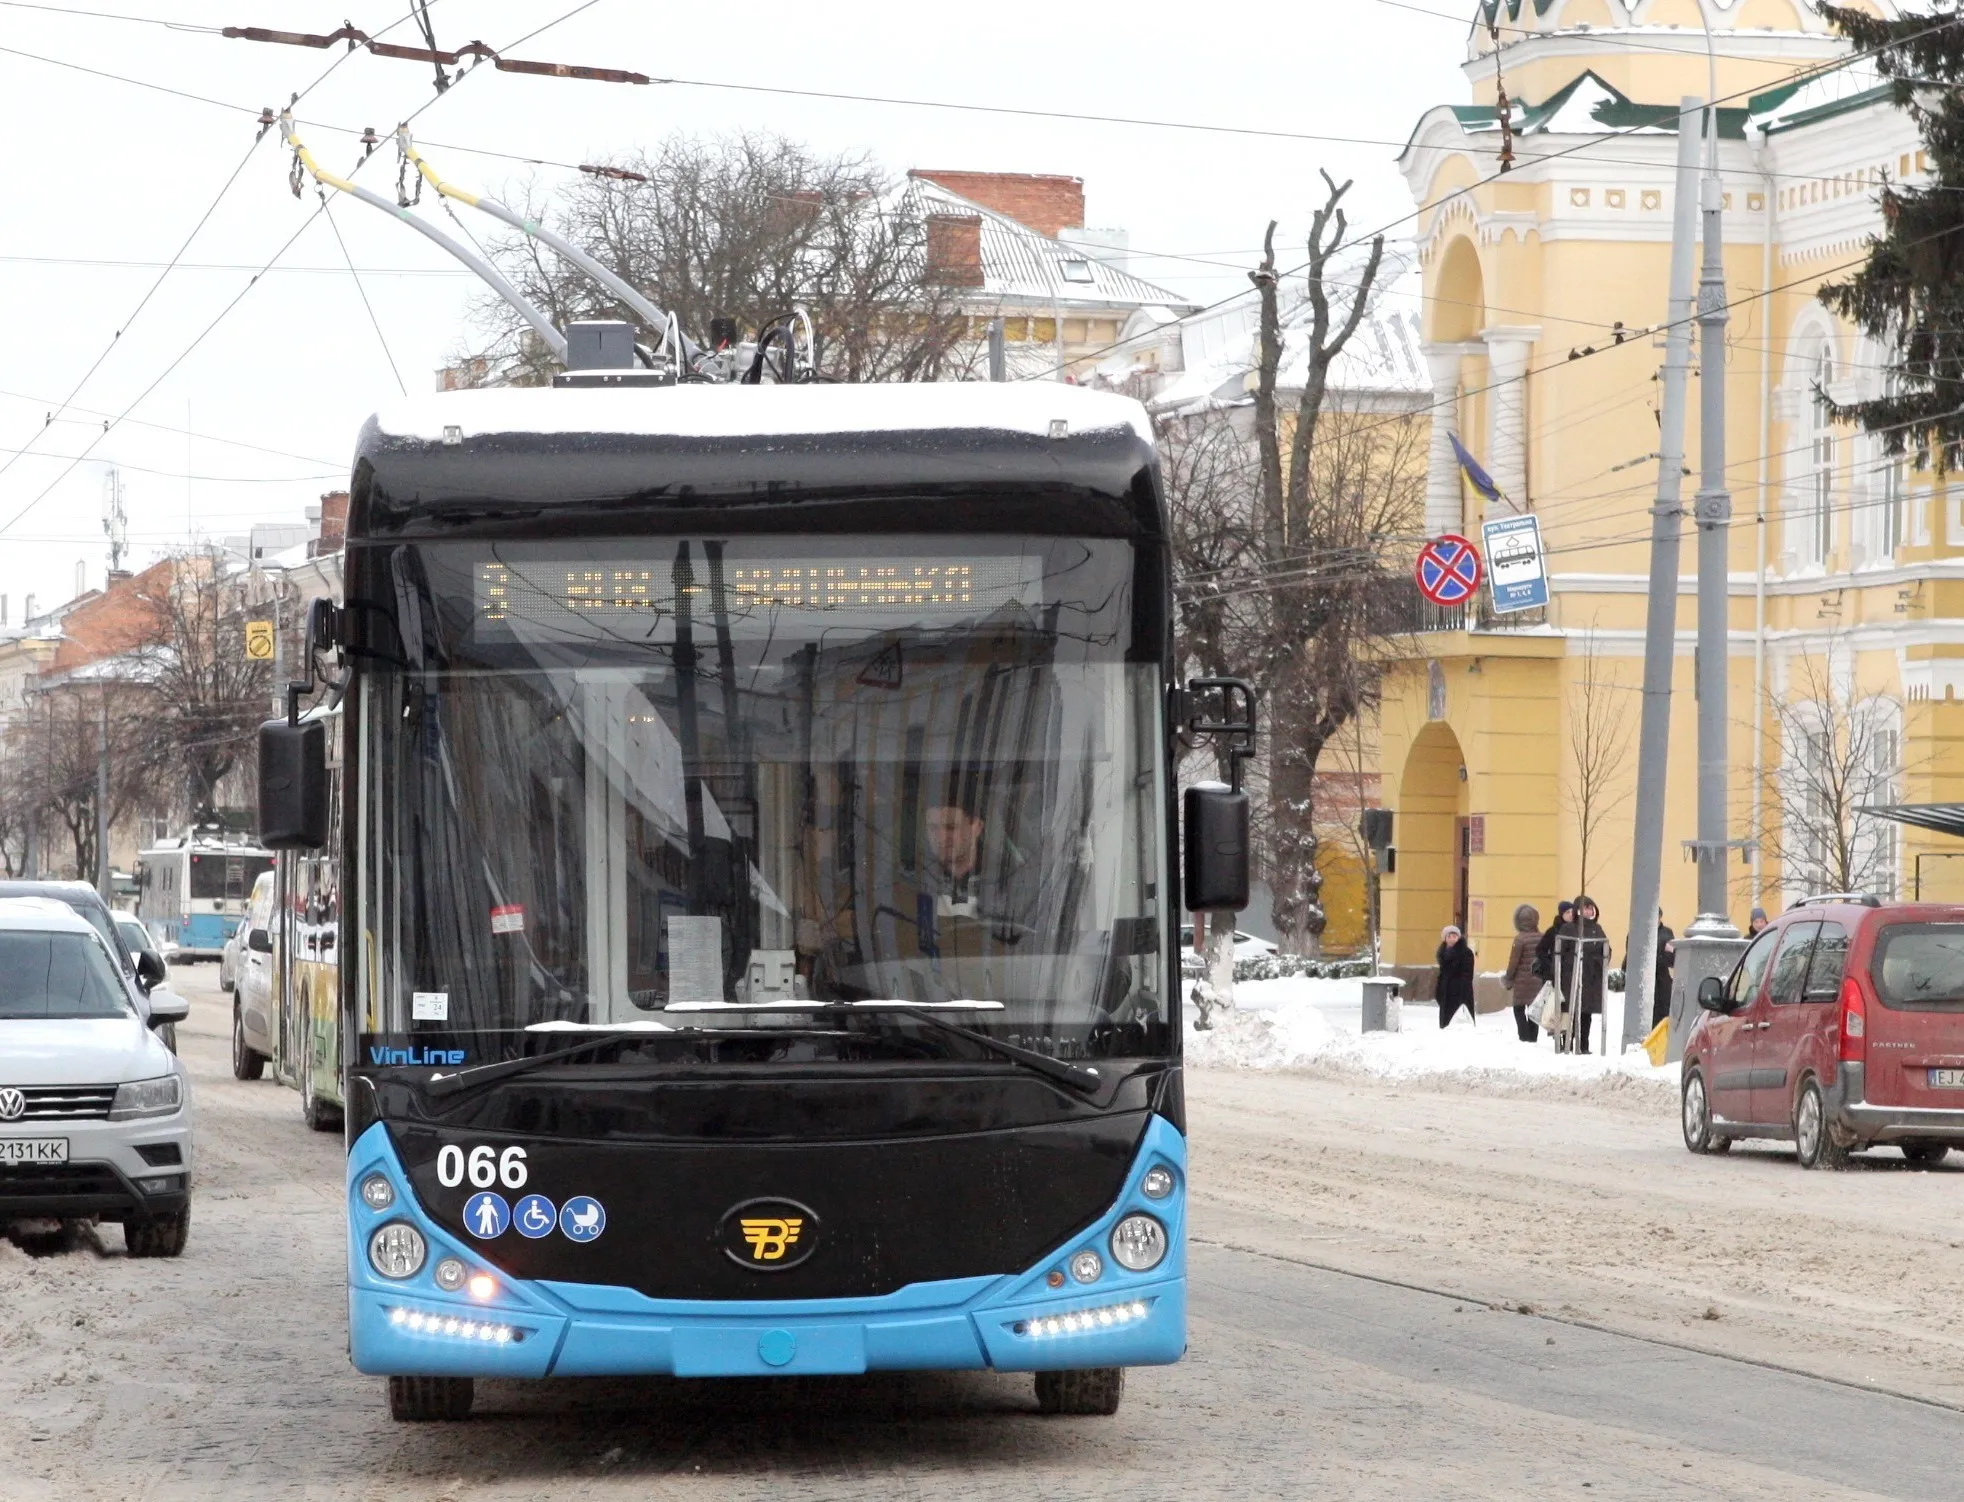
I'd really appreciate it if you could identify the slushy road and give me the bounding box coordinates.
[2,965,1957,1500]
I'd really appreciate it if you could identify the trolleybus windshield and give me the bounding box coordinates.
[355,534,1167,1055]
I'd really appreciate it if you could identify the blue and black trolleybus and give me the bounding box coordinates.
[259,376,1252,1422]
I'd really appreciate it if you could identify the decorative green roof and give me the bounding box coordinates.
[1449,71,1749,138]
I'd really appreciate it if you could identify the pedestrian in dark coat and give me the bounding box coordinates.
[1500,902,1543,1042]
[1555,894,1611,1052]
[1436,925,1476,1028]
[1652,911,1676,1030]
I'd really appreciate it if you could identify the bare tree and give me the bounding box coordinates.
[3,683,164,881]
[1246,178,1424,955]
[1563,631,1633,898]
[126,547,275,821]
[463,134,978,383]
[1760,652,1904,898]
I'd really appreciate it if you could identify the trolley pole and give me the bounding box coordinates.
[1621,100,1703,1053]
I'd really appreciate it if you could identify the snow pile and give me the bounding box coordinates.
[1185,976,1680,1100]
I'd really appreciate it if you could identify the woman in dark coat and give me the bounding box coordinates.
[1436,924,1476,1028]
[1554,894,1611,1052]
[1500,902,1542,1042]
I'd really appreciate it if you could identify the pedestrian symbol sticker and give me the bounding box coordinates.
[559,1196,606,1243]
[513,1193,557,1240]
[1414,534,1483,607]
[463,1191,510,1239]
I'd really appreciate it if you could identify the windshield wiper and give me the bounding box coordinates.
[660,998,1097,1093]
[419,1034,631,1099]
[835,1003,1102,1095]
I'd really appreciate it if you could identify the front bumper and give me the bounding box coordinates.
[1827,1063,1964,1144]
[345,1116,1188,1380]
[0,1114,193,1223]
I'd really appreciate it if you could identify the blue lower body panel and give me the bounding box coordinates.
[346,1117,1187,1379]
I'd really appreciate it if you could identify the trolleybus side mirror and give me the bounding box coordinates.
[1181,677,1258,915]
[258,718,328,850]
[1184,783,1250,913]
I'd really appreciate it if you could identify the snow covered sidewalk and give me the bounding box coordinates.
[1185,976,1678,1102]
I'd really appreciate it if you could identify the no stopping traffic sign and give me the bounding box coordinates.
[1414,534,1483,607]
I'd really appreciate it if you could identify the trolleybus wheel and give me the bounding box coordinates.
[302,1089,341,1133]
[1034,1367,1123,1416]
[388,1376,473,1422]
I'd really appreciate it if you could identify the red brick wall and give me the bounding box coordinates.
[313,491,349,557]
[47,559,176,674]
[910,171,1084,238]
[924,215,985,287]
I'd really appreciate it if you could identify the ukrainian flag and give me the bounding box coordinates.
[1449,432,1502,507]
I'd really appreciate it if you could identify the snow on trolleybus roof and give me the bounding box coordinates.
[352,383,1166,538]
[366,381,1155,449]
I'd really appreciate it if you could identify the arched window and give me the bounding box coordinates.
[1810,345,1836,563]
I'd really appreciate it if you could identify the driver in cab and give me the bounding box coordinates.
[922,788,1036,943]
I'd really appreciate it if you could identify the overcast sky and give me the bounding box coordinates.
[0,0,1467,617]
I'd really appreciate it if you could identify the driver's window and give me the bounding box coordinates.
[1768,921,1823,1006]
[1727,926,1782,1007]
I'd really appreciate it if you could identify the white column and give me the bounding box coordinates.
[1422,343,1480,536]
[1480,325,1541,513]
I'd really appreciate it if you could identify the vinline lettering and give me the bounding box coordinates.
[368,1045,469,1066]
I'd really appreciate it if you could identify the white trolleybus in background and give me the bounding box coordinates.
[134,830,274,960]
[256,342,1257,1424]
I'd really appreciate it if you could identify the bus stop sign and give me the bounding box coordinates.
[1480,513,1549,614]
[1414,534,1482,607]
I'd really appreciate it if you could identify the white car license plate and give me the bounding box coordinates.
[1930,1069,1964,1089]
[0,1138,68,1163]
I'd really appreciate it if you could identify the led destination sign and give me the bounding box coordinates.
[477,555,1037,628]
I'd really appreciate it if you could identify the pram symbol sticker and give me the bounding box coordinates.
[559,1196,606,1243]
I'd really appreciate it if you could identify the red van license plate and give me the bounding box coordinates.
[1930,1069,1964,1088]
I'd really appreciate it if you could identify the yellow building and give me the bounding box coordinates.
[1382,0,1964,975]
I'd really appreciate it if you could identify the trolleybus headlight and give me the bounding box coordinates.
[368,1222,427,1279]
[432,1257,467,1292]
[359,1174,395,1211]
[1109,1214,1167,1272]
[1069,1250,1104,1284]
[1140,1166,1176,1200]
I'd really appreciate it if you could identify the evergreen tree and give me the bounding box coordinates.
[1818,4,1964,466]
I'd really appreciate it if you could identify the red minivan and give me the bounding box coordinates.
[1680,898,1964,1168]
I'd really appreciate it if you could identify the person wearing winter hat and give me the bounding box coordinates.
[1554,895,1611,1052]
[1500,903,1543,1042]
[1534,900,1575,988]
[1435,924,1476,1028]
[1748,906,1770,936]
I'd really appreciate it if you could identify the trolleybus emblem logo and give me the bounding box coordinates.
[719,1198,821,1270]
[0,1089,23,1121]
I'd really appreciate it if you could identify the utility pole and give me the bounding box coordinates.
[96,694,111,902]
[1676,98,1751,1045]
[1622,101,1704,1053]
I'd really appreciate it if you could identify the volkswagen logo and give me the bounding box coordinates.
[717,1197,821,1272]
[0,1088,24,1122]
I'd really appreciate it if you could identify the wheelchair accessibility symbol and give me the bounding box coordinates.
[513,1193,557,1239]
[559,1196,606,1243]
[462,1191,510,1240]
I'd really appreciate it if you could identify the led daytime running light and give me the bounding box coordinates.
[1018,1299,1151,1339]
[385,1305,524,1344]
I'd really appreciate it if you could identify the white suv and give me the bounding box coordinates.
[0,899,193,1256]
